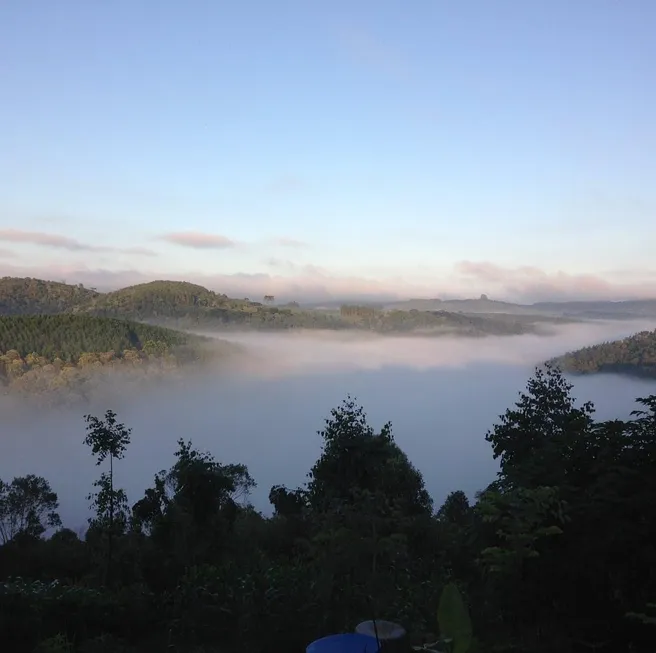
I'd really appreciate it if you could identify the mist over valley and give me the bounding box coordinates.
[3,319,655,533]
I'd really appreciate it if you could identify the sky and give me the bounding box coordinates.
[0,0,655,303]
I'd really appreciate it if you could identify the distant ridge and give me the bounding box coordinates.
[385,294,656,319]
[0,276,551,337]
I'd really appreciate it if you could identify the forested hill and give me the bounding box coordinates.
[87,280,346,330]
[0,315,230,398]
[0,314,192,361]
[0,277,99,315]
[550,328,656,378]
[0,277,539,336]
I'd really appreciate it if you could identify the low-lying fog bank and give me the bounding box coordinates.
[2,319,655,534]
[199,319,656,377]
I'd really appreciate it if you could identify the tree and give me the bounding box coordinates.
[307,396,432,517]
[83,409,131,583]
[485,364,595,489]
[131,439,255,565]
[0,475,61,544]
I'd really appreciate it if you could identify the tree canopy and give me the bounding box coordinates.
[550,328,656,378]
[1,369,655,653]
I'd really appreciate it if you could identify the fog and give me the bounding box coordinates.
[2,319,656,533]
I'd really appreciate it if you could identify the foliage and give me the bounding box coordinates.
[550,328,656,378]
[0,277,98,315]
[1,369,655,652]
[0,475,62,544]
[84,411,132,466]
[0,276,546,337]
[339,305,531,336]
[485,363,595,489]
[437,583,473,653]
[0,314,193,361]
[84,411,132,586]
[0,314,234,400]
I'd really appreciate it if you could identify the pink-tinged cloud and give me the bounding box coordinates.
[158,231,235,249]
[0,228,104,252]
[0,229,156,256]
[450,260,656,302]
[0,260,655,304]
[0,247,16,258]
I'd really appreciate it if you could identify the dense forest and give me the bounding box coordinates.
[550,329,656,378]
[0,277,545,336]
[338,305,545,336]
[1,366,655,653]
[0,315,231,400]
[0,277,99,315]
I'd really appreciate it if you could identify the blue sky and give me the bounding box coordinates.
[0,0,654,301]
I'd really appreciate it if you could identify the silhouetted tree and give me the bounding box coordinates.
[0,475,61,544]
[83,409,131,584]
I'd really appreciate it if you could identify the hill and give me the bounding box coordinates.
[0,277,547,336]
[338,305,534,336]
[0,277,98,315]
[549,328,656,378]
[87,280,249,317]
[532,299,656,319]
[385,295,536,315]
[386,294,656,319]
[0,314,234,398]
[86,280,347,330]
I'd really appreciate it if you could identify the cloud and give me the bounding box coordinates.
[265,257,296,270]
[158,231,236,250]
[272,237,308,249]
[0,229,157,256]
[450,261,656,302]
[0,259,655,304]
[123,247,158,257]
[0,229,104,252]
[0,248,16,258]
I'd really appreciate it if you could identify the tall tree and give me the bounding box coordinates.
[83,409,131,583]
[131,439,255,565]
[307,396,432,517]
[485,364,595,489]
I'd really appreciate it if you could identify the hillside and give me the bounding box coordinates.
[0,314,234,398]
[86,280,347,330]
[385,295,536,315]
[0,277,547,336]
[87,280,249,317]
[338,305,533,335]
[532,299,656,319]
[549,328,656,378]
[386,294,656,319]
[0,277,98,315]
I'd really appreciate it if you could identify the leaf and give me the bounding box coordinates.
[437,583,473,653]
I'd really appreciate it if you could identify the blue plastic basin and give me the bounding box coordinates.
[307,633,381,653]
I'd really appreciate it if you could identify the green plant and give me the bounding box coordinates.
[413,583,474,653]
